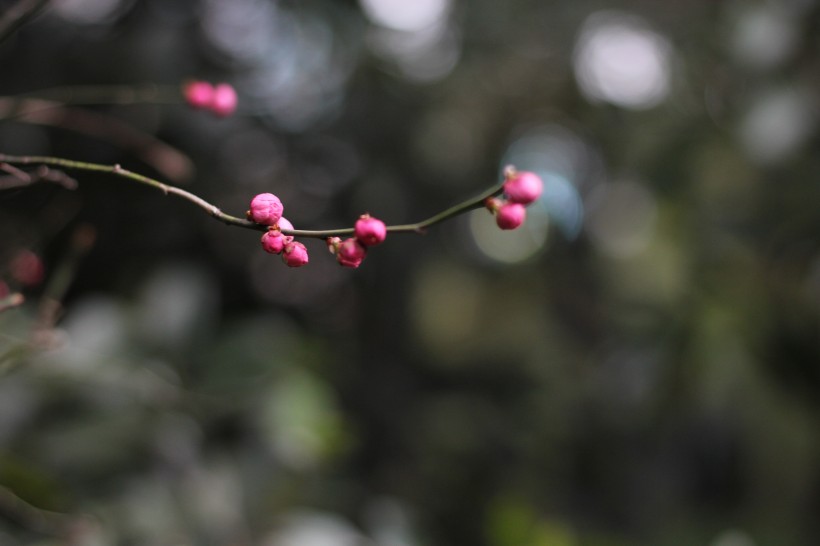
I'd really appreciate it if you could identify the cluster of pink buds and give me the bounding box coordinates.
[183,81,238,117]
[485,167,544,230]
[248,193,309,267]
[326,214,387,268]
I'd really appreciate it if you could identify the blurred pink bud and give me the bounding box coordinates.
[10,249,44,286]
[0,280,8,298]
[496,202,526,230]
[354,214,387,246]
[248,193,283,225]
[261,229,286,254]
[211,83,238,117]
[503,171,543,204]
[282,241,309,267]
[276,217,295,243]
[183,81,214,109]
[336,237,366,268]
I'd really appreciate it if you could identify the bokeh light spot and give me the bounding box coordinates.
[539,173,584,240]
[502,125,592,240]
[52,0,130,24]
[261,371,346,470]
[586,179,657,258]
[200,0,355,130]
[263,510,365,546]
[469,207,549,264]
[731,5,797,70]
[359,0,450,32]
[573,11,673,109]
[367,20,460,82]
[739,86,815,164]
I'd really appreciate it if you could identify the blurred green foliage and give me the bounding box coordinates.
[1,0,820,545]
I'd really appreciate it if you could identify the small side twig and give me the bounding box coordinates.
[0,162,77,190]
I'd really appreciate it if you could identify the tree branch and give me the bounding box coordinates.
[0,153,506,238]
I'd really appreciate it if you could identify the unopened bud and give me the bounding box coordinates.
[282,241,309,267]
[248,193,284,226]
[354,214,387,246]
[495,202,526,230]
[336,237,366,268]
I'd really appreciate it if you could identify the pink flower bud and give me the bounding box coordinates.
[211,83,238,117]
[248,193,283,225]
[276,217,295,243]
[10,249,44,286]
[183,81,214,110]
[261,229,286,254]
[503,171,543,205]
[336,237,366,268]
[282,241,309,267]
[354,214,387,246]
[495,202,526,230]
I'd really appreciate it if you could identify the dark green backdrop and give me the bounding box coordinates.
[1,1,819,545]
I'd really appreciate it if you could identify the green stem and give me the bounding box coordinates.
[0,153,505,239]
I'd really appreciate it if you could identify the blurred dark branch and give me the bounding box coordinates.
[0,153,507,239]
[32,223,95,346]
[0,0,50,43]
[16,83,181,105]
[0,97,194,183]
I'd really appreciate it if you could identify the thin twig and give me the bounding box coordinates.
[0,153,506,239]
[0,162,77,190]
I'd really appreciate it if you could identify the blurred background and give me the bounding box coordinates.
[1,0,820,544]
